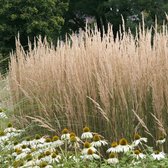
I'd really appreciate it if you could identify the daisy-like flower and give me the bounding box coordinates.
[70,132,80,142]
[151,151,166,160]
[81,149,100,160]
[4,123,17,133]
[81,141,97,154]
[91,134,108,147]
[0,111,8,119]
[81,127,93,140]
[50,152,61,163]
[107,141,120,153]
[118,138,131,153]
[156,136,166,145]
[28,135,46,148]
[69,134,80,149]
[61,128,70,141]
[51,136,64,147]
[107,153,119,164]
[41,151,61,164]
[132,133,147,146]
[133,149,146,159]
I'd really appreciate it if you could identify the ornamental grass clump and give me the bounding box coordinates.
[8,22,168,149]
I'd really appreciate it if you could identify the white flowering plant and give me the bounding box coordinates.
[0,120,168,168]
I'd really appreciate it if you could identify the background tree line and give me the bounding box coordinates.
[0,0,168,74]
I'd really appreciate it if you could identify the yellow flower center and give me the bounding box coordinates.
[39,161,48,167]
[38,154,44,159]
[31,148,36,152]
[87,149,94,155]
[70,132,76,137]
[84,141,91,148]
[83,127,90,132]
[134,150,141,155]
[111,141,118,147]
[62,128,69,134]
[52,153,57,158]
[35,134,41,139]
[134,133,141,140]
[109,152,116,158]
[45,151,51,156]
[14,141,18,145]
[45,138,51,143]
[15,148,22,155]
[154,150,160,154]
[70,136,77,142]
[26,154,32,161]
[52,135,59,141]
[93,134,100,141]
[26,137,31,141]
[0,130,5,136]
[7,123,12,128]
[13,160,24,167]
[119,138,128,146]
[22,145,27,149]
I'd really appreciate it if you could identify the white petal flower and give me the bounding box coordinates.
[61,128,70,141]
[81,149,100,160]
[21,160,37,167]
[156,138,166,145]
[91,141,102,147]
[61,133,70,141]
[41,154,61,164]
[81,132,93,140]
[4,127,17,133]
[107,142,121,153]
[133,134,147,146]
[15,152,28,160]
[151,151,166,160]
[52,140,64,147]
[118,138,131,153]
[82,146,97,155]
[133,150,146,159]
[91,134,108,147]
[81,127,93,140]
[117,144,131,153]
[45,165,53,168]
[107,158,119,164]
[38,137,46,143]
[0,112,8,119]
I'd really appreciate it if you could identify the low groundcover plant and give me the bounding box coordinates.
[0,117,168,168]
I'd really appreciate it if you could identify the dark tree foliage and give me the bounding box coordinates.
[0,0,68,74]
[63,0,168,38]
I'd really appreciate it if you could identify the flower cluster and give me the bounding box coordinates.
[0,125,167,168]
[0,107,8,119]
